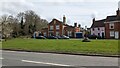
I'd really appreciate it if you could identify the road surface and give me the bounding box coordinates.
[0,50,119,67]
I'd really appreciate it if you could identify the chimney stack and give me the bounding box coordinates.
[93,18,95,23]
[116,8,120,16]
[78,24,81,28]
[74,23,77,27]
[63,15,66,24]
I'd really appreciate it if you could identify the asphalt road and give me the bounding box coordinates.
[1,50,119,68]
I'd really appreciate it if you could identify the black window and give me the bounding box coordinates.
[111,26,113,29]
[92,28,94,31]
[98,28,100,30]
[98,33,100,36]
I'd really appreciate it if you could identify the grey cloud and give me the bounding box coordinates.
[1,1,41,16]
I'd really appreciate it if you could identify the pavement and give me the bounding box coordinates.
[0,50,119,68]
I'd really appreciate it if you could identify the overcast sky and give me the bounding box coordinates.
[0,0,120,28]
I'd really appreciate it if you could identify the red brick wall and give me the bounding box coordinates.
[75,27,80,32]
[48,20,63,36]
[105,23,110,39]
[115,22,120,39]
[47,19,80,37]
[41,28,48,37]
[105,22,120,39]
[115,22,120,31]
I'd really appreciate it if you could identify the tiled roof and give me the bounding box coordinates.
[106,15,120,22]
[91,19,106,28]
[49,18,63,24]
[49,18,77,28]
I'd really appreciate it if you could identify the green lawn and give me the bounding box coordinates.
[2,38,119,55]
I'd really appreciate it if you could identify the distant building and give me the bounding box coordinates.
[90,9,120,39]
[90,18,105,38]
[41,28,48,37]
[104,9,120,39]
[41,15,81,38]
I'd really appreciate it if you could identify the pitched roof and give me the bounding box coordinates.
[49,18,77,28]
[49,18,63,25]
[106,15,120,22]
[91,19,106,28]
[64,26,75,31]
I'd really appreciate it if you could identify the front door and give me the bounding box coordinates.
[102,32,104,39]
[115,31,119,39]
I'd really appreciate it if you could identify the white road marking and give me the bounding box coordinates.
[0,58,4,60]
[4,51,16,53]
[21,60,72,66]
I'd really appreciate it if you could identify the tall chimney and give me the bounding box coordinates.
[116,8,120,16]
[63,15,66,24]
[93,18,95,23]
[74,23,77,27]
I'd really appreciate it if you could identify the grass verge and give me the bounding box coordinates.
[2,38,119,56]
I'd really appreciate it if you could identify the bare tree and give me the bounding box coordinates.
[0,15,13,39]
[23,10,48,36]
[0,10,48,38]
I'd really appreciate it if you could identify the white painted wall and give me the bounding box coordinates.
[91,27,105,37]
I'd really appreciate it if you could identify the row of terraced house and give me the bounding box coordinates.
[91,9,120,39]
[38,9,120,39]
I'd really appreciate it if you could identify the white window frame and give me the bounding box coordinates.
[110,31,114,37]
[109,23,114,29]
[56,32,59,36]
[44,32,46,36]
[68,31,72,37]
[50,25,53,30]
[56,25,60,30]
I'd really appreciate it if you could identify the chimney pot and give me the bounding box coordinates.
[63,15,66,24]
[74,23,77,27]
[78,24,81,28]
[116,8,120,16]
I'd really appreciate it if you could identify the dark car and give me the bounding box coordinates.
[88,35,97,39]
[47,36,58,39]
[88,35,102,39]
[36,36,46,39]
[56,36,62,39]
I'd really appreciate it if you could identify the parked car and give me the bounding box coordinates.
[88,35,97,39]
[36,36,46,39]
[88,35,102,39]
[56,36,61,39]
[62,35,69,39]
[57,35,69,39]
[47,36,58,39]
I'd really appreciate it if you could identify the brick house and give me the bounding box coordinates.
[41,28,48,37]
[48,18,63,36]
[90,9,120,39]
[104,9,120,39]
[41,15,81,38]
[90,18,106,38]
[64,23,80,38]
